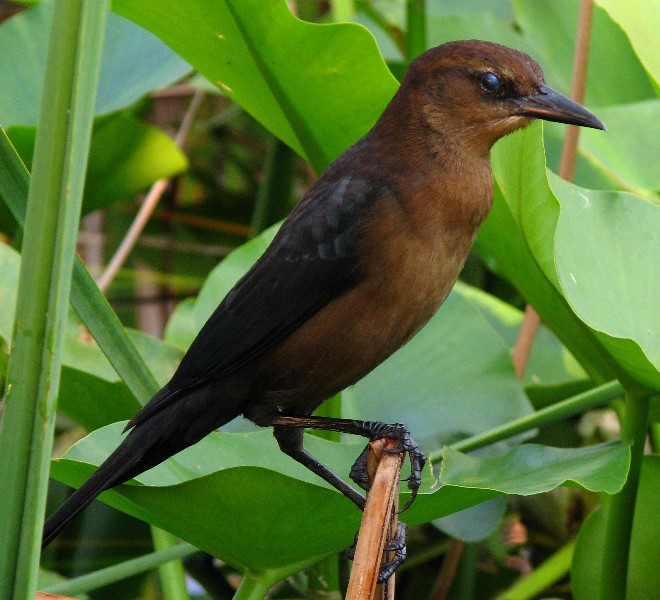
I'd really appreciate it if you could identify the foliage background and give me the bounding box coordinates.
[0,0,657,598]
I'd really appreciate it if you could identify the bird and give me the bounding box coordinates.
[42,40,604,569]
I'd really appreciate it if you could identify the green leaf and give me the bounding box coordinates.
[477,127,614,383]
[513,0,655,106]
[112,0,398,170]
[427,11,533,58]
[551,174,660,391]
[433,497,507,542]
[440,443,629,496]
[50,424,630,575]
[0,2,191,127]
[489,123,659,391]
[7,112,189,215]
[572,456,660,600]
[594,0,660,89]
[560,101,660,199]
[451,283,588,389]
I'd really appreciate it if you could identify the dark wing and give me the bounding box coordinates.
[126,174,384,429]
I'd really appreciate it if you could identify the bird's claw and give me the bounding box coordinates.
[346,523,408,582]
[378,523,407,582]
[348,447,371,491]
[348,424,426,511]
[380,426,426,513]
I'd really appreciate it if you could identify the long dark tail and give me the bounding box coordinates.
[42,430,152,548]
[42,379,247,548]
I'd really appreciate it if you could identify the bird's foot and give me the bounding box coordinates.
[346,522,408,582]
[378,522,407,582]
[348,423,426,512]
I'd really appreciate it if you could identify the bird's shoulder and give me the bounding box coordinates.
[127,162,390,429]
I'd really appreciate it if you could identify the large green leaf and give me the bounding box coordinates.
[112,0,398,171]
[49,423,629,574]
[0,2,191,127]
[477,152,613,381]
[566,101,660,199]
[427,11,533,62]
[488,123,659,391]
[551,174,660,390]
[595,0,660,89]
[513,0,655,106]
[544,100,660,199]
[572,456,660,600]
[459,283,588,390]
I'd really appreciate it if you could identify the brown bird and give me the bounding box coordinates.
[42,41,604,573]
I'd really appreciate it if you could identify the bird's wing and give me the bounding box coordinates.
[126,175,383,429]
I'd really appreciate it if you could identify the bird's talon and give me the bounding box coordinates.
[349,446,371,491]
[377,523,408,582]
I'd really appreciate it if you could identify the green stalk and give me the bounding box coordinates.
[0,128,159,405]
[430,380,623,461]
[496,541,574,600]
[151,526,191,600]
[598,387,650,599]
[1,128,190,600]
[0,2,109,598]
[405,0,427,62]
[233,571,273,600]
[42,542,198,596]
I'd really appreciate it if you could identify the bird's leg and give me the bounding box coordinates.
[272,425,366,509]
[273,418,419,582]
[271,415,426,511]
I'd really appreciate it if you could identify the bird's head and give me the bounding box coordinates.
[398,40,605,156]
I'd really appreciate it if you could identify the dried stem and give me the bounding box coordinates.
[428,539,466,600]
[97,88,204,293]
[346,439,403,600]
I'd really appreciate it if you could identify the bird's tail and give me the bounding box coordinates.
[42,379,247,548]
[41,435,147,549]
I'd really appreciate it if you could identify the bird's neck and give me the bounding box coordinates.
[367,100,495,236]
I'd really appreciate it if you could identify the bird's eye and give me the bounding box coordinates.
[480,72,502,92]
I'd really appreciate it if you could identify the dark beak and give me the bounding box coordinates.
[516,84,606,130]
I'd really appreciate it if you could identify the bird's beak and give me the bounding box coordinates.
[516,84,606,130]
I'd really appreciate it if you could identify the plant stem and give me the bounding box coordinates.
[42,542,198,595]
[0,127,160,405]
[233,572,273,600]
[431,380,622,460]
[405,0,426,62]
[0,2,109,598]
[151,526,191,600]
[97,89,202,293]
[598,387,649,599]
[449,541,478,600]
